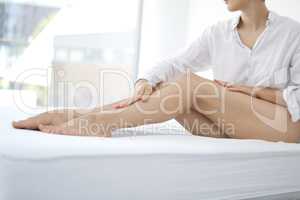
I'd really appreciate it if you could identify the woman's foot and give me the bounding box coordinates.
[12,109,80,130]
[38,114,113,137]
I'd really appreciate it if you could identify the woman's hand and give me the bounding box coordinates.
[214,80,286,106]
[12,109,77,130]
[114,79,154,109]
[214,80,254,96]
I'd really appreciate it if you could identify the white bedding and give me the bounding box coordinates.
[1,107,300,200]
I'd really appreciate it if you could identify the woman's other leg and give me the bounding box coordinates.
[187,75,300,143]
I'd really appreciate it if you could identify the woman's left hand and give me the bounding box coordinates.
[214,80,254,96]
[214,80,287,106]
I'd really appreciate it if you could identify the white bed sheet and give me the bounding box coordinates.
[1,107,300,200]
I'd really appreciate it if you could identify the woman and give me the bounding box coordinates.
[13,0,300,143]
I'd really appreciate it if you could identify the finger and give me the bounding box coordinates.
[214,80,226,87]
[141,95,149,102]
[141,91,152,102]
[226,85,238,90]
[113,98,134,109]
[223,82,231,87]
[114,88,145,109]
[215,80,223,85]
[128,95,142,105]
[127,88,144,105]
[112,99,130,109]
[227,84,243,90]
[227,88,238,92]
[141,86,153,101]
[225,82,235,88]
[126,97,136,106]
[227,86,241,90]
[214,79,220,84]
[227,87,244,93]
[122,88,143,106]
[135,87,145,99]
[118,98,134,108]
[112,104,126,109]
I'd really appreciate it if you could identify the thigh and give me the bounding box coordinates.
[191,80,300,143]
[175,109,228,138]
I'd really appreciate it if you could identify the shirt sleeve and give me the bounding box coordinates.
[283,45,300,122]
[138,27,212,86]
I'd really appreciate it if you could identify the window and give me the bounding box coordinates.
[0,0,142,109]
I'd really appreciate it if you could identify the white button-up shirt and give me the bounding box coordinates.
[139,11,300,122]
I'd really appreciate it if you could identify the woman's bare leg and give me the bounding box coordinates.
[114,83,226,138]
[37,73,227,137]
[175,109,227,138]
[192,80,300,143]
[39,80,194,136]
[16,82,224,138]
[39,72,300,142]
[13,82,180,131]
[12,99,132,130]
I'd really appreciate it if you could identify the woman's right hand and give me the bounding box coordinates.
[114,79,154,109]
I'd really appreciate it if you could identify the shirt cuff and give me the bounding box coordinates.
[134,78,154,87]
[283,87,300,122]
[135,76,158,87]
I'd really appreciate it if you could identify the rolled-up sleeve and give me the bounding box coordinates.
[283,46,300,122]
[138,27,212,86]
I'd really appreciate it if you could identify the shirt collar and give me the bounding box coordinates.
[231,11,277,30]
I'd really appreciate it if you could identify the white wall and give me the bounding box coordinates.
[187,0,300,41]
[267,0,300,21]
[138,0,236,75]
[187,0,236,41]
[138,0,190,75]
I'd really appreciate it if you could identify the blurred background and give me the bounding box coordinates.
[0,0,300,112]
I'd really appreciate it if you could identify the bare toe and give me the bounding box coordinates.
[39,124,51,133]
[12,120,28,129]
[13,118,38,130]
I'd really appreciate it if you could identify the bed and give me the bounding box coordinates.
[1,106,300,200]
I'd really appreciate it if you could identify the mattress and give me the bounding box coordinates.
[1,106,300,200]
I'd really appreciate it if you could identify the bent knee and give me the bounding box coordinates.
[175,114,185,124]
[175,73,214,96]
